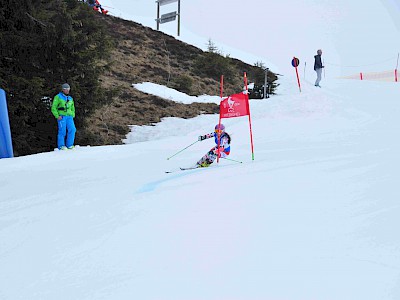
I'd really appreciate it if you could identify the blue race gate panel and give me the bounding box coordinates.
[0,88,14,158]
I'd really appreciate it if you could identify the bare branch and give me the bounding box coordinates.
[25,12,47,27]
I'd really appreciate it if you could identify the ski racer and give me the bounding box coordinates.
[196,123,231,167]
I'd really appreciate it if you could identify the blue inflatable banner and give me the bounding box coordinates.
[0,89,14,158]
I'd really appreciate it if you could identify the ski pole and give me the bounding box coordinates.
[167,140,199,160]
[222,157,243,164]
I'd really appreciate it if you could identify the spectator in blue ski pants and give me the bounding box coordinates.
[51,83,77,150]
[57,116,76,149]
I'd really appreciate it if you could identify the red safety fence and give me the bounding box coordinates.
[340,69,399,82]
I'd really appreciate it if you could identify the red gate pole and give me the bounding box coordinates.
[244,72,255,160]
[217,75,224,164]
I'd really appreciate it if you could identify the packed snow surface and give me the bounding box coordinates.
[1,77,400,300]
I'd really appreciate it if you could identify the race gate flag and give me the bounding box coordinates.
[219,92,250,119]
[218,72,255,161]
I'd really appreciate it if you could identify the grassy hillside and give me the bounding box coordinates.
[85,14,278,145]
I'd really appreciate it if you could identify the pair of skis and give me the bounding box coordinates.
[165,166,201,174]
[165,158,242,173]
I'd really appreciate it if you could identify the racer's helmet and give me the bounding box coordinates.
[215,123,225,133]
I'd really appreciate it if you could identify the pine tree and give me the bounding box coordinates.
[0,0,113,155]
